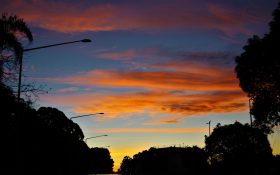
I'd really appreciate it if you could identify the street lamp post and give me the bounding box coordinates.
[70,113,104,120]
[85,134,108,143]
[17,39,91,102]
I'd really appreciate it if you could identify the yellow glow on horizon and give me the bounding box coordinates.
[269,129,280,155]
[110,146,151,172]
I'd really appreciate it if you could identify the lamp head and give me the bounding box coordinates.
[81,39,91,42]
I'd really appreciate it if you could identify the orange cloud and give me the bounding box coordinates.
[38,56,248,121]
[2,0,263,35]
[97,49,138,61]
[41,90,247,121]
[41,68,239,91]
[96,48,160,61]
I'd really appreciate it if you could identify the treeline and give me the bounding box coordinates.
[119,146,209,175]
[119,123,280,175]
[1,83,113,175]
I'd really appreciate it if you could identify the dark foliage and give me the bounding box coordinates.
[29,107,89,175]
[120,146,209,175]
[36,107,85,141]
[205,122,273,175]
[1,82,36,174]
[119,156,133,175]
[87,147,114,174]
[235,3,280,133]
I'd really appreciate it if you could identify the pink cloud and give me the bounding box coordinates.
[2,0,264,36]
[207,4,260,36]
[55,87,79,93]
[96,47,162,61]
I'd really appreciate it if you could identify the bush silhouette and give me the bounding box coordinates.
[205,122,273,175]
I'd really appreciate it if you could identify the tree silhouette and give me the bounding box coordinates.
[87,147,114,174]
[37,107,85,141]
[119,156,132,175]
[235,3,280,133]
[0,83,93,175]
[205,122,273,175]
[30,107,89,175]
[0,13,33,82]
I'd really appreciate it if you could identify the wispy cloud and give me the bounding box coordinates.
[144,119,181,125]
[55,87,79,93]
[39,67,239,91]
[96,48,161,61]
[96,47,236,69]
[85,127,209,133]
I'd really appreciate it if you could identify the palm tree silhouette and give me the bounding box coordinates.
[0,13,33,82]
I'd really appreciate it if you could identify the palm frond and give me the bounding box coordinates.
[1,13,33,42]
[0,32,23,62]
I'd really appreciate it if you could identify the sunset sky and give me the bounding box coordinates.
[3,0,280,171]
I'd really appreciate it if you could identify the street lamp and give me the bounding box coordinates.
[85,134,108,143]
[17,39,92,101]
[70,112,104,120]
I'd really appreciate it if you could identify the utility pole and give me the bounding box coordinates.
[206,121,211,136]
[17,53,23,102]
